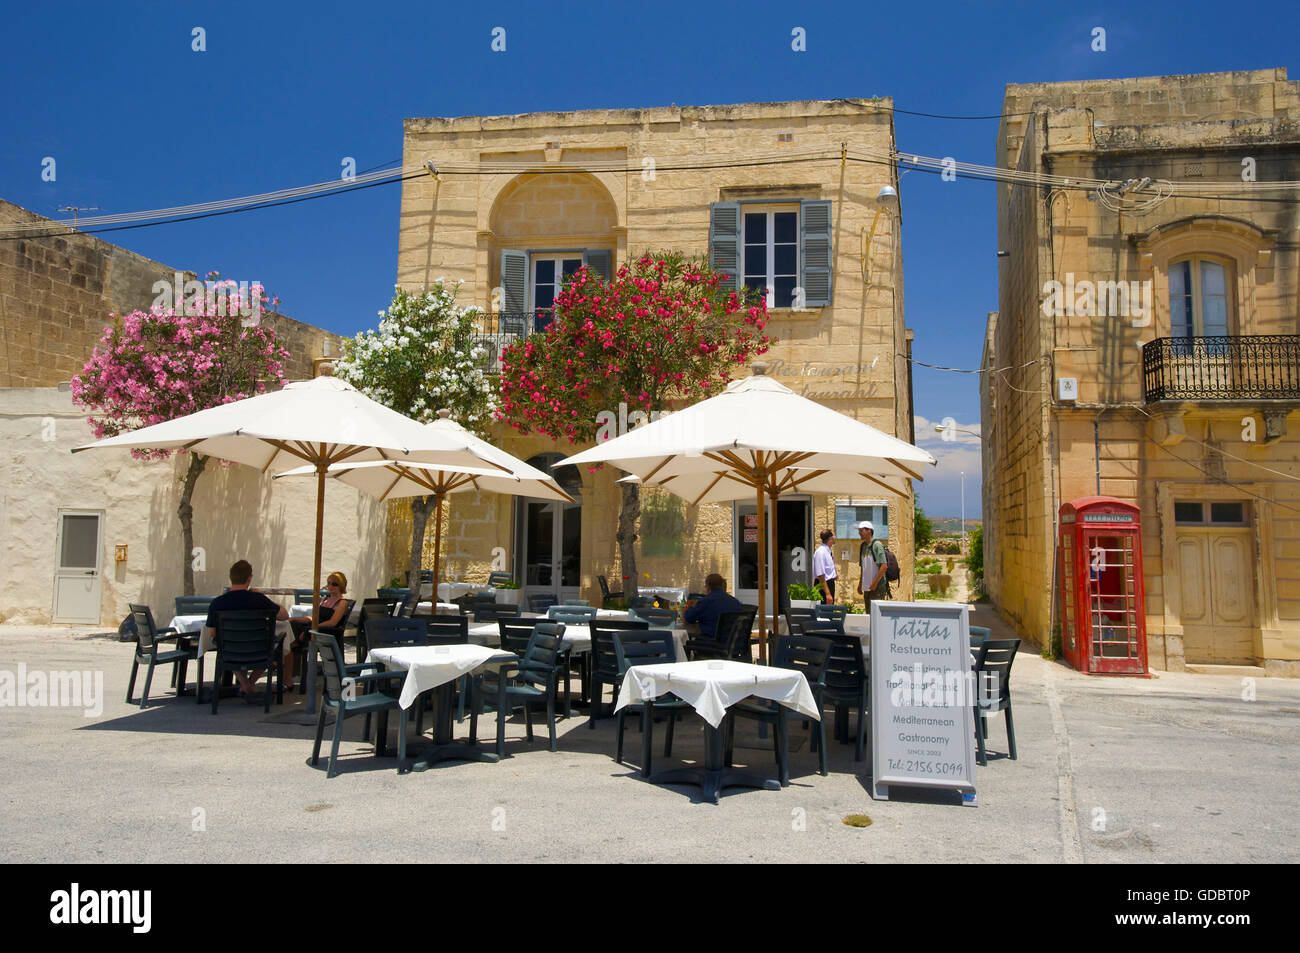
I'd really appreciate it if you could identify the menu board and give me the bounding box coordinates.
[869,601,976,803]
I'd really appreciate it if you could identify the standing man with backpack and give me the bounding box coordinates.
[858,521,892,609]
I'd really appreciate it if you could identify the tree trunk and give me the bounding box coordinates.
[408,494,435,610]
[178,453,209,596]
[616,480,640,600]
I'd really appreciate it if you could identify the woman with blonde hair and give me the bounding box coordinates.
[287,571,350,683]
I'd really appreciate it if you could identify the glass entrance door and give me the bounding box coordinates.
[521,499,582,604]
[733,498,810,607]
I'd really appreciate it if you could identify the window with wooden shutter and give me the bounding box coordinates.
[800,199,832,307]
[709,202,741,293]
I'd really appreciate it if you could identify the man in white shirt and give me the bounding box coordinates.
[813,529,837,604]
[858,521,890,608]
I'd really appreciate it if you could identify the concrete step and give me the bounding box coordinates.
[1184,663,1266,677]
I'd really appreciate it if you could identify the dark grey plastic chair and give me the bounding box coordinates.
[587,618,649,727]
[210,609,283,714]
[973,638,1020,765]
[310,631,407,778]
[126,603,194,708]
[612,629,690,777]
[173,595,214,617]
[726,634,832,781]
[821,633,868,761]
[470,622,566,757]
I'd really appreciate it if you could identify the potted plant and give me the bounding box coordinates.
[493,579,522,606]
[787,581,821,609]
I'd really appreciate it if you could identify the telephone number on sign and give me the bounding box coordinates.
[888,758,965,775]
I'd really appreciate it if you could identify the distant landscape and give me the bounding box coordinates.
[930,517,982,535]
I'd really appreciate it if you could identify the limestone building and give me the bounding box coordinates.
[982,69,1300,674]
[394,99,918,607]
[0,200,386,626]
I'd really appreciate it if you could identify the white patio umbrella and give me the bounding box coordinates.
[72,376,507,618]
[276,410,573,602]
[562,363,936,658]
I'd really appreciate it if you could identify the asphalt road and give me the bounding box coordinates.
[1,611,1295,864]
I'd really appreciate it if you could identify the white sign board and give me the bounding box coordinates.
[869,601,977,803]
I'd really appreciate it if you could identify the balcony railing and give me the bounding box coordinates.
[470,311,552,373]
[1142,335,1300,401]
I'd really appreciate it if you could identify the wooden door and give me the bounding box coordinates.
[1176,528,1255,664]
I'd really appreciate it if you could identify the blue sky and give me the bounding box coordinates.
[4,0,1297,518]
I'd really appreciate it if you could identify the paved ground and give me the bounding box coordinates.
[1,608,1296,863]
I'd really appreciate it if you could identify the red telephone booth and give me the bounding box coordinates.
[1058,497,1149,675]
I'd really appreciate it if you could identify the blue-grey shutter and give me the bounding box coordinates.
[800,199,832,307]
[500,249,528,314]
[582,249,612,281]
[709,202,741,293]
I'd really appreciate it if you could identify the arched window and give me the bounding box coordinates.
[1167,256,1232,338]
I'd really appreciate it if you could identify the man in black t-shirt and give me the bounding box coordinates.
[204,560,288,696]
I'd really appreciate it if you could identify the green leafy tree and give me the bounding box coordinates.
[967,524,984,595]
[914,503,934,551]
[495,252,770,596]
[334,281,497,591]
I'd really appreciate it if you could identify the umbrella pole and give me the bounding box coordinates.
[431,492,444,611]
[312,464,326,623]
[756,480,767,664]
[770,489,780,650]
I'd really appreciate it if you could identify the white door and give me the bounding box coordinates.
[53,510,103,624]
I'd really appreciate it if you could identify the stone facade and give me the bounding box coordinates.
[0,199,342,387]
[984,69,1300,672]
[0,201,385,626]
[394,99,918,605]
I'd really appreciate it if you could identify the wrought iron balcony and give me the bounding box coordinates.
[1142,335,1300,402]
[470,311,553,373]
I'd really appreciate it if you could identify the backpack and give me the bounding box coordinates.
[880,542,901,583]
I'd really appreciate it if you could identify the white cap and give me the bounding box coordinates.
[858,521,874,532]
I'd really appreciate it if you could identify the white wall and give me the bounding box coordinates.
[0,388,389,626]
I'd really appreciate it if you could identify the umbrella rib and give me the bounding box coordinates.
[379,470,405,502]
[689,471,728,507]
[887,458,925,481]
[640,455,675,483]
[861,472,905,496]
[331,444,371,465]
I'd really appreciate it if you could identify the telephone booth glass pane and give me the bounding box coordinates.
[1087,533,1139,660]
[1061,534,1076,643]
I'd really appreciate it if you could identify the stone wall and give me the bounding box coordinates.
[0,199,345,386]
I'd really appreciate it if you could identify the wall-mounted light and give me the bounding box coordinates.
[861,186,899,285]
[114,544,128,563]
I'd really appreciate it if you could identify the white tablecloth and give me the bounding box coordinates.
[617,660,819,729]
[366,644,514,709]
[468,621,687,660]
[167,615,291,657]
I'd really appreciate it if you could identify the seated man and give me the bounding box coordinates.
[683,573,743,641]
[203,560,289,698]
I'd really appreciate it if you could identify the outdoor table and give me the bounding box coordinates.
[435,582,492,603]
[616,659,819,803]
[366,644,516,770]
[640,585,689,605]
[167,614,291,699]
[168,614,292,657]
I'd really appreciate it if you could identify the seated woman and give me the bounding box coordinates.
[288,571,350,682]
